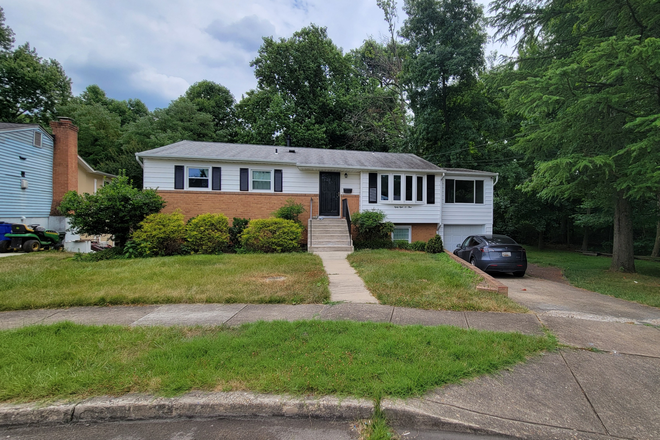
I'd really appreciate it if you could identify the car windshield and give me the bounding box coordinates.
[486,236,517,245]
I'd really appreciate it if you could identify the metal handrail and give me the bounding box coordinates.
[308,198,313,249]
[342,198,351,237]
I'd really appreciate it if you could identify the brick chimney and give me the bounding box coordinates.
[50,117,79,215]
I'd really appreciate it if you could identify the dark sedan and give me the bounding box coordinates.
[453,234,527,277]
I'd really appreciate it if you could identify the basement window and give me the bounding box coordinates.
[392,226,412,243]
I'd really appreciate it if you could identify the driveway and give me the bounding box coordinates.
[498,269,660,325]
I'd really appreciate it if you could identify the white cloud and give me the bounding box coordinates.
[129,70,190,103]
[206,15,276,51]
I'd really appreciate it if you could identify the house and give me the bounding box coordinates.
[136,141,497,249]
[0,119,115,252]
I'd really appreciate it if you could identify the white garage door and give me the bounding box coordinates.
[443,225,486,251]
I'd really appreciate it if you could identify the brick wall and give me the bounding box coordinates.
[50,118,79,215]
[158,191,360,227]
[411,223,439,242]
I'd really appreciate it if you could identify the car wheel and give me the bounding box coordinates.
[513,271,525,277]
[23,240,40,253]
[470,256,476,266]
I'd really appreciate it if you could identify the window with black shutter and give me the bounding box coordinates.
[212,167,221,191]
[240,168,249,191]
[174,166,184,190]
[274,169,283,192]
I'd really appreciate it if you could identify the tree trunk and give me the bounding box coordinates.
[652,193,660,258]
[610,190,636,272]
[581,207,590,252]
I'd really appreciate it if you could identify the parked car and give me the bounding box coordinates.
[453,234,527,277]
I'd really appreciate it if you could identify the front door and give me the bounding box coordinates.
[319,172,340,216]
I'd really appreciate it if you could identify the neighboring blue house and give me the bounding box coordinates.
[0,122,55,226]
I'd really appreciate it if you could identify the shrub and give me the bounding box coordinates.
[241,218,303,253]
[73,246,125,262]
[186,213,230,254]
[131,210,186,256]
[394,240,410,250]
[410,240,427,252]
[425,235,444,254]
[229,217,250,250]
[353,239,395,250]
[273,199,305,225]
[352,210,394,241]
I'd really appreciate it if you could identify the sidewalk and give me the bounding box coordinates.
[1,256,659,439]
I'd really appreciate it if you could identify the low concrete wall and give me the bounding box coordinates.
[444,250,508,296]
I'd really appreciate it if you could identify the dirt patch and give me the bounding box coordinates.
[526,264,569,284]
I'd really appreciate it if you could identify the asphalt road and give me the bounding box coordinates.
[0,418,514,440]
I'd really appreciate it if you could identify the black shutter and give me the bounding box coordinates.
[368,173,378,203]
[212,167,221,191]
[174,166,184,189]
[427,175,435,204]
[445,178,454,203]
[274,169,283,192]
[240,168,249,191]
[475,180,484,204]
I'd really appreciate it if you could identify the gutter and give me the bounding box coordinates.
[135,153,144,169]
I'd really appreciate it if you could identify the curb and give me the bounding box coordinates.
[444,250,509,296]
[0,392,374,428]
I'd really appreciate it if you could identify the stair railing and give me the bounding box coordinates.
[341,198,351,238]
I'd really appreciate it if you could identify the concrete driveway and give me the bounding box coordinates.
[498,271,660,325]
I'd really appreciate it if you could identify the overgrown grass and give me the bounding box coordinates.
[0,252,329,311]
[348,250,527,312]
[526,249,660,308]
[0,321,555,403]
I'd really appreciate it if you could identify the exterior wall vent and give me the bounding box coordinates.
[34,131,42,147]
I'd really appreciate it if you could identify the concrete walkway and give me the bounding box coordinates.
[1,269,660,438]
[315,251,378,303]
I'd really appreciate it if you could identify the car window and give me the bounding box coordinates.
[468,238,480,247]
[461,237,471,248]
[487,236,517,245]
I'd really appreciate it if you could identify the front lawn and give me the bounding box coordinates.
[348,250,527,313]
[0,321,555,402]
[526,249,660,308]
[0,252,329,311]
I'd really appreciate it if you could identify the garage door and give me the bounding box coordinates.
[443,225,485,251]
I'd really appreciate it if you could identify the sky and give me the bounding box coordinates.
[4,0,508,111]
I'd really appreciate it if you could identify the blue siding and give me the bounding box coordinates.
[0,128,54,217]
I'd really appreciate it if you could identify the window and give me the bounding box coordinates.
[393,175,401,201]
[252,170,271,190]
[33,131,42,147]
[188,167,209,188]
[416,176,423,202]
[405,175,413,201]
[377,173,429,204]
[445,179,484,204]
[381,175,389,200]
[392,226,411,243]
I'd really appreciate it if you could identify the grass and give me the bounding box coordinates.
[526,248,660,308]
[0,321,555,403]
[348,249,528,313]
[0,252,329,311]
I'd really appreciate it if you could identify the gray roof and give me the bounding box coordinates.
[137,140,495,175]
[0,122,46,132]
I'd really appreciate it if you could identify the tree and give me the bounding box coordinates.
[185,80,237,142]
[491,0,660,272]
[58,175,165,248]
[400,0,488,166]
[0,7,14,51]
[236,25,354,148]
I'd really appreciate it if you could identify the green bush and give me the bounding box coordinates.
[132,211,186,256]
[353,239,395,250]
[186,213,230,254]
[241,218,303,253]
[273,199,305,225]
[410,240,427,252]
[394,240,410,250]
[425,235,444,254]
[351,210,394,241]
[229,217,250,250]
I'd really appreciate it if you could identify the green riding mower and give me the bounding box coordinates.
[0,223,66,253]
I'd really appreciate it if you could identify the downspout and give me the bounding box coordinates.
[135,154,144,169]
[493,173,499,186]
[438,172,445,237]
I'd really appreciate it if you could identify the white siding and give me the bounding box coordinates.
[441,175,494,225]
[358,172,442,224]
[142,158,361,195]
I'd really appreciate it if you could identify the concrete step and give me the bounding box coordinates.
[309,245,354,253]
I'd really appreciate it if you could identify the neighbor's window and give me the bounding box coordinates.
[392,226,411,243]
[445,179,484,204]
[252,170,271,190]
[188,167,209,188]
